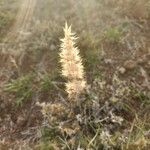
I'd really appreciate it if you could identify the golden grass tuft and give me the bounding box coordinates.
[60,23,86,99]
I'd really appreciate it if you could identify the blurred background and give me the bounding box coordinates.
[0,0,150,149]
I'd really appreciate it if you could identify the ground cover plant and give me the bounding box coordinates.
[0,0,19,41]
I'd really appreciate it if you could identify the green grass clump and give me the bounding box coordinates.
[40,74,53,92]
[35,127,61,150]
[104,26,123,43]
[0,11,14,40]
[0,0,18,41]
[0,12,13,29]
[4,74,34,107]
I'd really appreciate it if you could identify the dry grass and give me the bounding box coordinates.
[60,23,86,99]
[0,0,150,149]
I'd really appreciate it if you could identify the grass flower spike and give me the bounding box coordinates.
[60,23,86,98]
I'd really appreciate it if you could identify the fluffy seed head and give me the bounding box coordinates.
[60,23,86,98]
[66,80,86,98]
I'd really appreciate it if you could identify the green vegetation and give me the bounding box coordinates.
[39,74,53,92]
[0,0,18,41]
[4,74,34,107]
[104,26,123,43]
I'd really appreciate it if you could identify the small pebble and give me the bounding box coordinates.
[124,60,137,70]
[104,59,113,64]
[50,44,56,51]
[118,67,126,74]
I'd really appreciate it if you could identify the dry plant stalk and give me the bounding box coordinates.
[60,23,86,99]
